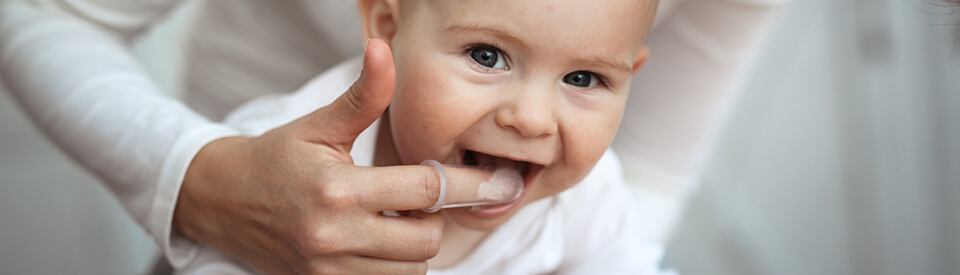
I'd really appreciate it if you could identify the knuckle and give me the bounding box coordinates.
[343,85,366,113]
[317,181,357,211]
[418,226,443,258]
[300,228,347,257]
[421,168,442,205]
[410,262,429,275]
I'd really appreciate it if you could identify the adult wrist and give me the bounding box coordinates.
[149,125,241,269]
[174,136,252,245]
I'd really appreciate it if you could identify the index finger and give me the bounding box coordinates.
[339,164,441,211]
[342,164,505,212]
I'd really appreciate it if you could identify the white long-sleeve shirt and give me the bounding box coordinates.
[0,0,787,269]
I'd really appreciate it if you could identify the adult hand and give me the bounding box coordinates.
[174,39,446,274]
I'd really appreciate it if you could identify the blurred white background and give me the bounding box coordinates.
[1,0,957,274]
[667,0,960,274]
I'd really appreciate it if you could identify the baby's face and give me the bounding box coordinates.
[384,0,653,230]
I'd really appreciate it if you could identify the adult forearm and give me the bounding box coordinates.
[614,0,789,242]
[0,2,237,267]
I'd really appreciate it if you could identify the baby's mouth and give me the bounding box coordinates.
[460,150,544,216]
[462,150,536,178]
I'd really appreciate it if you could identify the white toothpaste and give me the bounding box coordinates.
[477,168,523,200]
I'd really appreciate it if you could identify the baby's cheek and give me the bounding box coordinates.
[538,165,589,195]
[563,131,612,175]
[555,172,584,191]
[561,107,621,165]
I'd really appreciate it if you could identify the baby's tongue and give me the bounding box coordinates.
[475,152,519,170]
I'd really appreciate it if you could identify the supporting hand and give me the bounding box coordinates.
[175,39,446,274]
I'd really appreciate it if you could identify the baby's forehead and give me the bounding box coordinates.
[408,0,656,50]
[413,0,655,33]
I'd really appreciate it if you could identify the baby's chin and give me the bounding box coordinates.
[439,192,551,231]
[438,170,582,231]
[440,205,520,231]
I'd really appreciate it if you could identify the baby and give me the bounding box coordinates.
[192,0,667,273]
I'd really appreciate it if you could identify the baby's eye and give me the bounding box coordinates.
[563,71,600,88]
[469,46,508,69]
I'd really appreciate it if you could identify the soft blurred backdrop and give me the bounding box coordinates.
[1,0,957,274]
[666,0,960,274]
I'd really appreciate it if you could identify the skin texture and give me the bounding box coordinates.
[177,40,448,274]
[362,0,654,268]
[176,0,656,273]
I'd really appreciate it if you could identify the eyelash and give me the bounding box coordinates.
[463,43,510,73]
[565,71,611,91]
[461,43,612,89]
[582,72,610,89]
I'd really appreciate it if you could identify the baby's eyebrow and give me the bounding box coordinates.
[444,22,522,45]
[580,56,633,75]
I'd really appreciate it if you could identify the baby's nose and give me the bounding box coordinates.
[494,91,558,138]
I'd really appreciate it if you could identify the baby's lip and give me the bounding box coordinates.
[460,149,544,174]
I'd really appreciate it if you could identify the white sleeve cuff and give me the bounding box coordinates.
[147,124,240,269]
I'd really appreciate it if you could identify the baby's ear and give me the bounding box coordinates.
[632,47,650,74]
[358,0,401,44]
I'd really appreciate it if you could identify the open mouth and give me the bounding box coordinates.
[461,150,544,217]
[462,150,536,176]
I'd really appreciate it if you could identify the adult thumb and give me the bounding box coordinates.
[301,39,396,149]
